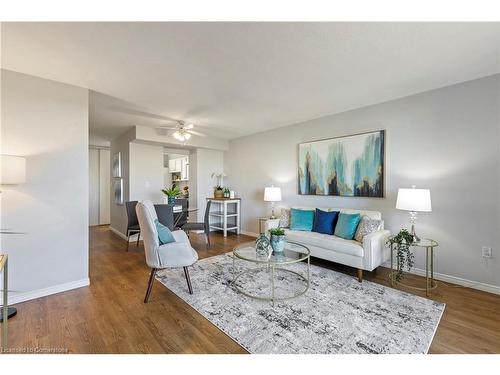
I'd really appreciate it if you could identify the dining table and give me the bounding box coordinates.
[172,206,199,228]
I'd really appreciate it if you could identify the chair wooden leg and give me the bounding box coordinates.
[126,231,130,252]
[205,233,211,249]
[136,232,140,246]
[183,266,193,294]
[357,269,363,283]
[144,268,157,303]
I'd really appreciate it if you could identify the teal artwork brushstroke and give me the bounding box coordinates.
[298,130,384,197]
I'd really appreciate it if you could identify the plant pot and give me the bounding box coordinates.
[214,190,224,198]
[270,234,286,254]
[168,196,176,204]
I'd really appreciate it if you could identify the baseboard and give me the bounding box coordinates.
[109,226,139,242]
[240,230,259,238]
[8,278,90,305]
[382,262,500,295]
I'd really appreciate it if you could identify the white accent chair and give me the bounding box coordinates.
[136,200,198,303]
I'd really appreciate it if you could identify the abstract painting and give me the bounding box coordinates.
[113,178,123,205]
[298,130,384,197]
[112,152,121,178]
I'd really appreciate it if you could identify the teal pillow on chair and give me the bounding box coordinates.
[290,208,315,231]
[154,219,175,244]
[334,213,361,240]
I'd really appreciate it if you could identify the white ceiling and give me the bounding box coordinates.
[2,22,499,141]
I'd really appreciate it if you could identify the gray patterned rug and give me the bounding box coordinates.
[156,253,445,354]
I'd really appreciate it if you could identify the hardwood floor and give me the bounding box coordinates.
[6,226,500,353]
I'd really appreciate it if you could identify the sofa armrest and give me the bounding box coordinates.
[362,229,391,271]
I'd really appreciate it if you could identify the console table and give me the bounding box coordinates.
[0,254,8,351]
[207,198,241,237]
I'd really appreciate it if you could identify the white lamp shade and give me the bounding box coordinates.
[264,186,282,202]
[0,155,26,185]
[396,188,432,212]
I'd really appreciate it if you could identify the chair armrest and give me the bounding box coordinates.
[362,229,391,271]
[172,229,190,243]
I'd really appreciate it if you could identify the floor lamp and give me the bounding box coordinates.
[0,154,26,322]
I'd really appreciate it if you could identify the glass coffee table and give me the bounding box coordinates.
[231,241,310,305]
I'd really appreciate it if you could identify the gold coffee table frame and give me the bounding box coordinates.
[388,237,439,296]
[232,241,310,305]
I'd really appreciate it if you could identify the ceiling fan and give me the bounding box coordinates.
[157,120,207,142]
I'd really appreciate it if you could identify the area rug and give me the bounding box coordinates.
[156,253,445,354]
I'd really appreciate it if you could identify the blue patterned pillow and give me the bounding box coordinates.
[334,213,361,240]
[290,208,315,231]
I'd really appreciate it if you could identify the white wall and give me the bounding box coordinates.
[194,148,224,221]
[89,147,110,226]
[99,148,111,224]
[89,148,100,225]
[226,75,500,289]
[110,139,173,236]
[129,142,164,204]
[0,70,89,303]
[109,129,134,236]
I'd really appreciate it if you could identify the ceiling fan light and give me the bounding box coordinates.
[173,131,183,141]
[184,133,191,140]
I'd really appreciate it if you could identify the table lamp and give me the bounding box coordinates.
[264,186,281,219]
[396,186,432,242]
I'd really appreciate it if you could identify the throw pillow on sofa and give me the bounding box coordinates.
[354,216,383,243]
[334,213,361,240]
[312,209,338,235]
[278,208,291,228]
[290,208,315,231]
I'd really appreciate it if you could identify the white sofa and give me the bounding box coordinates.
[266,207,390,282]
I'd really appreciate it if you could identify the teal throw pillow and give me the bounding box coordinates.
[334,213,361,240]
[290,208,315,231]
[154,219,175,245]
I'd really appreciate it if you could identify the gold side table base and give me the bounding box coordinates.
[389,272,438,297]
[389,239,438,297]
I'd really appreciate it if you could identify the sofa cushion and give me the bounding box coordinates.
[278,208,291,228]
[334,213,361,240]
[354,216,383,243]
[290,208,314,231]
[285,229,364,257]
[312,209,338,235]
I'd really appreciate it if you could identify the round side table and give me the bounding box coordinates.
[388,237,438,296]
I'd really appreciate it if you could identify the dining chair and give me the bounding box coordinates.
[125,200,141,251]
[154,204,175,230]
[136,200,198,303]
[181,200,212,248]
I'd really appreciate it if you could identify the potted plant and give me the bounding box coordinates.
[214,185,224,198]
[269,228,286,254]
[161,185,181,204]
[388,229,415,281]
